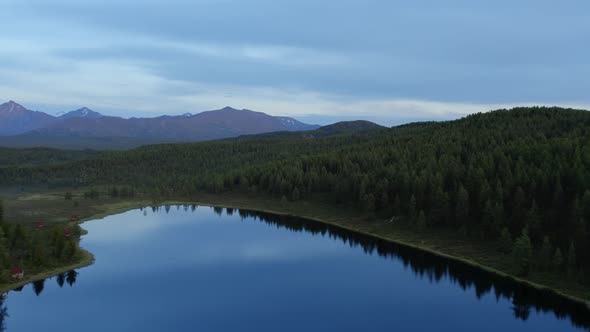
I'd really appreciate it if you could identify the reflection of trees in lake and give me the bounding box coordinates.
[0,294,7,332]
[22,270,79,299]
[512,298,532,321]
[66,270,78,287]
[213,207,223,216]
[223,207,590,330]
[57,273,65,287]
[32,279,45,296]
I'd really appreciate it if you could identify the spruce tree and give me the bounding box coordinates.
[417,210,426,229]
[291,187,300,201]
[538,236,553,270]
[526,200,542,244]
[408,195,417,220]
[455,185,470,227]
[512,228,533,275]
[567,241,577,277]
[552,248,563,271]
[498,228,512,254]
[0,227,7,269]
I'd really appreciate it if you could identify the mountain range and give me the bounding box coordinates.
[0,101,321,149]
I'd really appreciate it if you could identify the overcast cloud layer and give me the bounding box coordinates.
[1,0,589,125]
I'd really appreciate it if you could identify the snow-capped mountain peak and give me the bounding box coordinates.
[59,107,103,120]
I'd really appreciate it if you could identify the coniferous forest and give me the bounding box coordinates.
[1,107,590,284]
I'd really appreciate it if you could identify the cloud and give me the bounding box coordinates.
[0,0,589,122]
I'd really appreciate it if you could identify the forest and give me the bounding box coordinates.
[0,147,101,168]
[0,198,83,282]
[1,106,589,284]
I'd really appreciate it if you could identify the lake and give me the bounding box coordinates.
[2,205,589,331]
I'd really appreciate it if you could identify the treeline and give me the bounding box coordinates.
[1,107,590,282]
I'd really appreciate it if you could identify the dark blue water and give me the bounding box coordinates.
[2,206,589,331]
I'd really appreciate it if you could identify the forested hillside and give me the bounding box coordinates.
[0,147,101,167]
[2,107,590,282]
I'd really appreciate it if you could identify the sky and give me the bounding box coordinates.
[1,0,589,125]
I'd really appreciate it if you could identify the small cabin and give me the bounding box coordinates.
[35,221,45,229]
[11,266,24,280]
[70,215,78,222]
[64,229,72,238]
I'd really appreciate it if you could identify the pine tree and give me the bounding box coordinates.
[498,228,512,253]
[512,187,526,230]
[538,236,553,270]
[30,241,46,267]
[567,241,577,277]
[392,195,400,215]
[61,241,77,261]
[481,199,494,237]
[417,210,426,229]
[408,195,417,220]
[582,190,590,221]
[526,200,542,244]
[492,201,504,236]
[512,228,533,275]
[552,248,563,271]
[455,185,470,227]
[362,194,375,213]
[0,227,7,269]
[291,187,300,201]
[379,191,390,211]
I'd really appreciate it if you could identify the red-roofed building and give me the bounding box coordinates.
[70,215,77,222]
[64,229,72,238]
[11,266,24,280]
[35,221,45,229]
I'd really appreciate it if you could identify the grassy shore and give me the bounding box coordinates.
[1,188,589,307]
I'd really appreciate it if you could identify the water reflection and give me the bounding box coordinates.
[6,206,590,331]
[66,270,78,287]
[1,268,81,332]
[0,294,6,332]
[57,273,65,287]
[232,208,590,330]
[32,279,44,296]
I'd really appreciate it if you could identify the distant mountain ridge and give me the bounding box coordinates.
[0,101,106,136]
[0,101,58,135]
[234,120,386,141]
[0,101,320,149]
[58,107,103,120]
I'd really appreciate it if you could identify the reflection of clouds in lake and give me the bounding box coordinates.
[82,206,209,243]
[187,237,344,265]
[81,206,348,279]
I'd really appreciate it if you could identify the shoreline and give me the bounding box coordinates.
[183,199,590,310]
[2,195,589,309]
[0,250,94,294]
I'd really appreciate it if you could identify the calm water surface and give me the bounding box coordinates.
[2,206,589,331]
